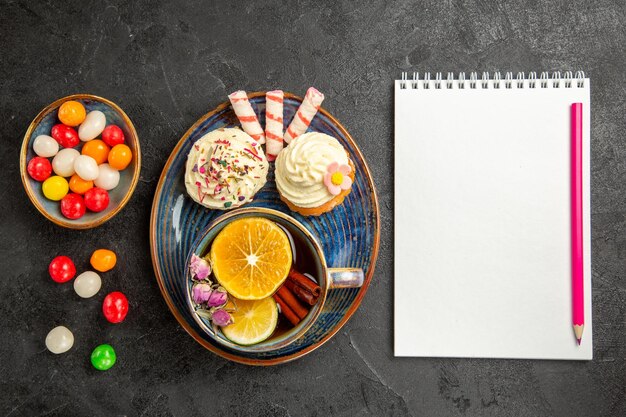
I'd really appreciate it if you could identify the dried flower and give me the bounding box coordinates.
[207,289,228,307]
[189,254,211,280]
[192,283,212,304]
[212,309,233,326]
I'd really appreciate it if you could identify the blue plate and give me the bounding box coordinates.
[20,94,141,229]
[150,92,379,365]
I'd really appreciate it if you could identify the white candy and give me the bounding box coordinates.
[73,271,102,298]
[94,163,120,190]
[52,148,80,177]
[33,135,59,157]
[78,111,106,141]
[45,326,74,354]
[73,155,99,181]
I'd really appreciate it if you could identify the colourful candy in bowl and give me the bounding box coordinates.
[20,94,141,229]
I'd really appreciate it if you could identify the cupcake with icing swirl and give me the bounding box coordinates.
[274,132,354,216]
[184,128,268,210]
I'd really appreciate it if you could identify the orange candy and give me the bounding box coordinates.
[108,144,132,170]
[90,249,117,272]
[58,101,86,127]
[69,174,94,194]
[81,140,110,164]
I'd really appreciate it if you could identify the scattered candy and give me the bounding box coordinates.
[33,135,59,157]
[90,249,117,272]
[51,124,80,148]
[78,110,106,141]
[81,139,110,164]
[94,163,120,190]
[49,255,76,283]
[73,155,99,181]
[102,291,128,323]
[91,344,116,371]
[45,326,74,354]
[43,248,130,365]
[108,144,132,170]
[101,125,125,147]
[52,148,80,177]
[58,101,86,127]
[73,271,102,298]
[60,193,86,219]
[84,187,109,212]
[27,157,52,182]
[42,176,69,201]
[68,174,93,194]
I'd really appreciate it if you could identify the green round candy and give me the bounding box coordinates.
[90,344,116,371]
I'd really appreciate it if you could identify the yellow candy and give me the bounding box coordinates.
[42,176,69,201]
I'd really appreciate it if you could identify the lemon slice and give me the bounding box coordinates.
[210,217,292,300]
[221,297,278,345]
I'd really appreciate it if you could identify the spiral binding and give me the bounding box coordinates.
[399,71,586,89]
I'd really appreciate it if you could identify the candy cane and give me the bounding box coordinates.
[265,90,284,161]
[284,87,324,143]
[228,91,265,144]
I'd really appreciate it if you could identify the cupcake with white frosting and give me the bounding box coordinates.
[184,128,268,210]
[274,132,354,216]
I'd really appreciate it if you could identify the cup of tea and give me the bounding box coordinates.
[185,207,364,353]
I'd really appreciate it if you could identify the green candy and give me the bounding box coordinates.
[91,344,116,371]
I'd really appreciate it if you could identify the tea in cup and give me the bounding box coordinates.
[185,208,363,353]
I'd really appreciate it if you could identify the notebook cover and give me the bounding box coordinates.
[394,76,592,360]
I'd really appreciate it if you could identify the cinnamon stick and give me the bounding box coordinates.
[284,279,318,306]
[287,269,321,306]
[276,286,308,320]
[273,294,300,326]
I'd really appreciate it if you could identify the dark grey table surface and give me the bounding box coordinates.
[2,1,625,416]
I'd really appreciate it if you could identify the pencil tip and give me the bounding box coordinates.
[573,324,584,343]
[577,338,582,345]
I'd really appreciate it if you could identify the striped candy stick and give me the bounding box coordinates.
[284,87,324,143]
[228,91,265,144]
[265,90,284,161]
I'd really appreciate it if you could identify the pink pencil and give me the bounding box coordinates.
[571,103,584,345]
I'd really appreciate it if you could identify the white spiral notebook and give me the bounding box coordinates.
[394,71,592,360]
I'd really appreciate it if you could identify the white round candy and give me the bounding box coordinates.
[73,155,99,181]
[52,148,80,177]
[78,110,106,141]
[33,135,59,157]
[73,271,102,298]
[45,326,74,354]
[94,163,120,190]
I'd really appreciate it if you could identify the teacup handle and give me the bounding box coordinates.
[328,268,364,289]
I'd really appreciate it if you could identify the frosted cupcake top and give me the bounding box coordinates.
[184,128,268,209]
[274,132,350,208]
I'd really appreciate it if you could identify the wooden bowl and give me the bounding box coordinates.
[20,94,141,229]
